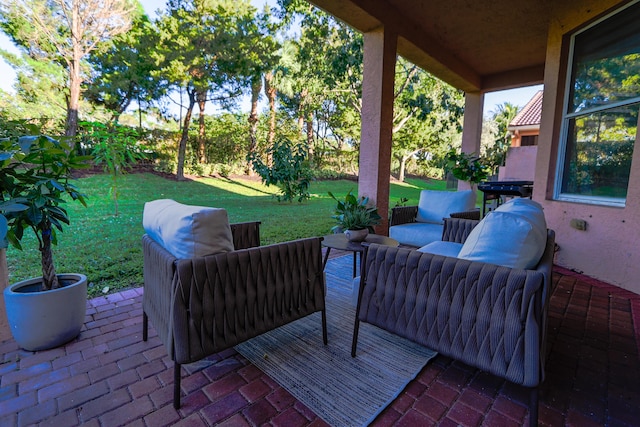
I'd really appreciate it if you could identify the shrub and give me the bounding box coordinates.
[80,121,147,216]
[444,149,491,184]
[249,137,313,203]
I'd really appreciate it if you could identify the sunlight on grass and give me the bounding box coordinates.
[4,172,445,298]
[198,176,279,197]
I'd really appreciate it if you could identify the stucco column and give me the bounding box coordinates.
[459,91,485,191]
[359,28,397,234]
[0,249,10,342]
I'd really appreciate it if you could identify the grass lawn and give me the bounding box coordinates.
[5,172,448,297]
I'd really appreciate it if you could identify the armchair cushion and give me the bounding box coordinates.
[389,222,444,248]
[142,199,234,259]
[415,190,476,224]
[457,198,547,269]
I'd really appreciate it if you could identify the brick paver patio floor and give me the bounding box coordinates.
[1,257,639,426]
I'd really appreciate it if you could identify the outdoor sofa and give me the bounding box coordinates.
[352,199,555,426]
[141,199,327,408]
[389,189,480,247]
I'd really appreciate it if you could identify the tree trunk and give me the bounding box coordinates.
[136,91,142,131]
[398,155,407,182]
[298,89,308,134]
[40,225,59,290]
[398,150,420,182]
[306,116,314,163]
[177,90,196,180]
[264,72,276,147]
[197,90,207,164]
[247,76,262,174]
[65,3,82,137]
[111,110,122,125]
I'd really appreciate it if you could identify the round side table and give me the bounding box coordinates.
[321,233,399,277]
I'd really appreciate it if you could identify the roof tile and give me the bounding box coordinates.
[509,90,543,127]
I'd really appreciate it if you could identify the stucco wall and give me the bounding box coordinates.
[535,0,640,294]
[498,146,538,181]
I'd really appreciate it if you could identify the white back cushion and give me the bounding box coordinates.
[415,190,476,224]
[143,199,234,259]
[457,198,547,269]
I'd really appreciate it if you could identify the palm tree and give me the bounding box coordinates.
[484,102,520,174]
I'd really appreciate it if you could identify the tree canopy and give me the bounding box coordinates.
[0,0,507,185]
[0,0,134,136]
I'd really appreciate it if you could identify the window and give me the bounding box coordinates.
[521,135,538,146]
[556,1,640,205]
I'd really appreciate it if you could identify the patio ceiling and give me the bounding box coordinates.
[309,0,558,92]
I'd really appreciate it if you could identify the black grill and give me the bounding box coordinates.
[478,180,534,216]
[478,180,534,197]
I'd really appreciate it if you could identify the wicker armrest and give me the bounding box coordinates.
[142,234,178,353]
[389,205,418,226]
[230,221,261,250]
[441,217,480,243]
[172,237,325,364]
[450,208,481,220]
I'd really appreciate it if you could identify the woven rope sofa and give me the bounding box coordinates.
[141,200,326,408]
[352,200,555,426]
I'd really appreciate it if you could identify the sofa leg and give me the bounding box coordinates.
[351,268,365,357]
[321,309,328,345]
[351,318,360,357]
[142,312,148,342]
[173,362,181,409]
[529,387,539,426]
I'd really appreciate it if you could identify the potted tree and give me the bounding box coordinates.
[1,133,90,351]
[329,190,382,242]
[444,149,491,191]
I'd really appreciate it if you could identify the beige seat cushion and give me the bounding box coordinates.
[417,241,464,258]
[389,222,444,247]
[143,199,234,259]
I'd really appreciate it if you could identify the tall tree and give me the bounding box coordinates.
[84,10,164,125]
[279,3,463,181]
[243,6,280,172]
[0,48,67,123]
[0,0,133,136]
[247,75,262,170]
[276,6,358,159]
[392,60,464,182]
[154,0,277,179]
[267,40,300,142]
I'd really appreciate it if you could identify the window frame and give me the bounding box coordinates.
[554,1,640,207]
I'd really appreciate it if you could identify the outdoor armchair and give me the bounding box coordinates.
[141,200,327,408]
[354,201,555,426]
[389,190,479,247]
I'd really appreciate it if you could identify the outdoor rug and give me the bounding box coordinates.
[234,255,438,427]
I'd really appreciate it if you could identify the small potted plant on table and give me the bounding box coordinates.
[1,132,90,351]
[329,190,382,242]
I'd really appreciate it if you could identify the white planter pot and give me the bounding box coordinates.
[344,228,369,242]
[4,274,87,351]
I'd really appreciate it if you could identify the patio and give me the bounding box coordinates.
[1,249,639,427]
